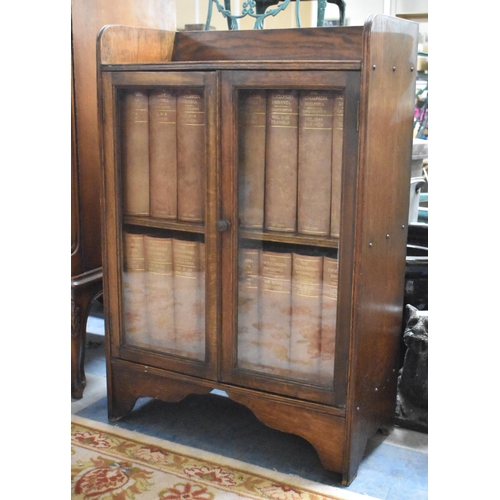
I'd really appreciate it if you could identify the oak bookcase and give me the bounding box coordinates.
[97,15,418,485]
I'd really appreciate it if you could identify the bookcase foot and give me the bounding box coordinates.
[226,389,345,476]
[108,393,139,422]
[108,360,214,421]
[341,472,357,487]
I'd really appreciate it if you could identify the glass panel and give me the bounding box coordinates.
[236,88,343,388]
[119,87,206,362]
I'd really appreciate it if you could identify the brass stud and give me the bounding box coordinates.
[372,64,376,70]
[392,66,396,71]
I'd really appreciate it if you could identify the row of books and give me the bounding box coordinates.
[238,248,338,386]
[122,232,205,361]
[121,87,344,237]
[122,88,206,222]
[239,89,344,237]
[121,231,339,385]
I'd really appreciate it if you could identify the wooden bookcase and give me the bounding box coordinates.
[97,15,418,485]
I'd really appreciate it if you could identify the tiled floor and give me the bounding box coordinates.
[72,309,428,500]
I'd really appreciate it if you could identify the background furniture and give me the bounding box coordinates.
[71,0,177,399]
[205,0,346,29]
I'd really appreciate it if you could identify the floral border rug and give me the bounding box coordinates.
[71,415,380,500]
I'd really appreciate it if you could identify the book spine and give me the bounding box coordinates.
[198,242,206,349]
[172,239,204,360]
[290,253,323,382]
[122,90,150,216]
[320,256,339,387]
[238,90,266,229]
[144,235,175,351]
[237,248,261,370]
[149,89,177,219]
[330,93,344,237]
[122,232,148,346]
[258,251,292,376]
[264,90,298,232]
[177,90,206,222]
[297,90,334,236]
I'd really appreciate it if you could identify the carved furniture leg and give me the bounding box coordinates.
[71,269,103,399]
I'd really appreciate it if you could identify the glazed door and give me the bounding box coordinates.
[219,70,360,405]
[101,70,219,380]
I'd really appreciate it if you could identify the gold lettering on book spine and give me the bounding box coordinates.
[123,91,150,216]
[297,90,334,236]
[177,90,206,222]
[331,94,344,237]
[149,89,177,219]
[320,256,339,387]
[122,232,148,347]
[239,90,266,229]
[264,90,298,232]
[259,251,292,376]
[290,254,323,382]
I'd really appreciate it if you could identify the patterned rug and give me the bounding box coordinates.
[71,415,380,500]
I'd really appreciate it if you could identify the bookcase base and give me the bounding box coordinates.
[108,358,361,485]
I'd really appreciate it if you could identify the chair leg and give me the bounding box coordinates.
[71,275,102,399]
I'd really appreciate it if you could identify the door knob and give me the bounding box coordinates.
[216,219,231,232]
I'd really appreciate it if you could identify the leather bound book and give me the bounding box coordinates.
[144,235,175,351]
[149,89,177,219]
[264,90,299,232]
[238,90,266,229]
[237,248,261,370]
[258,250,292,376]
[172,239,204,360]
[320,256,339,387]
[330,94,344,237]
[289,253,323,382]
[122,90,150,216]
[297,90,334,235]
[198,242,206,348]
[122,232,148,347]
[177,90,206,222]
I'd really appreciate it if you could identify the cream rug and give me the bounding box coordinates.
[71,415,380,500]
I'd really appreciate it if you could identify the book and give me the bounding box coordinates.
[198,242,206,350]
[331,93,344,237]
[122,232,148,346]
[172,239,204,360]
[122,90,150,216]
[258,250,292,376]
[177,90,206,222]
[264,90,299,232]
[144,235,175,351]
[149,89,177,219]
[238,90,266,229]
[297,90,334,235]
[289,253,323,382]
[237,248,261,370]
[320,256,339,387]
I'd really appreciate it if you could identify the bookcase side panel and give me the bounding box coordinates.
[343,15,419,482]
[98,25,176,65]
